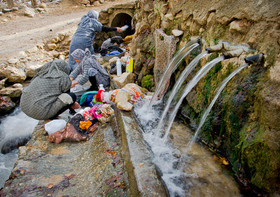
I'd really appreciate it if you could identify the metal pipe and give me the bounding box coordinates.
[244,53,264,65]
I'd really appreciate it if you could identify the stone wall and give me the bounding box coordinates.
[129,0,280,194]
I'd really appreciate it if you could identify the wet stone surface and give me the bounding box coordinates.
[0,118,129,197]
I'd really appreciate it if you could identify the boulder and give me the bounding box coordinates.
[24,7,35,17]
[172,29,183,37]
[0,96,16,115]
[112,72,136,88]
[0,87,22,98]
[0,78,7,89]
[0,66,26,83]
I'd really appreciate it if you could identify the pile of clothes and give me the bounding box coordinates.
[47,104,114,144]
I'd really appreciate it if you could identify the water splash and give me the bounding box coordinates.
[162,56,225,141]
[150,41,200,105]
[185,63,248,151]
[0,108,38,188]
[156,51,208,133]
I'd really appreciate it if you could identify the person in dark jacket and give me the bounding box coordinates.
[70,48,110,91]
[68,10,123,71]
[20,60,80,120]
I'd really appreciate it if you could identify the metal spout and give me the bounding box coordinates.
[244,53,264,65]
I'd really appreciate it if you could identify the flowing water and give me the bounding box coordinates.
[150,41,200,105]
[161,56,225,139]
[133,54,246,196]
[156,51,208,133]
[185,63,248,151]
[0,108,38,188]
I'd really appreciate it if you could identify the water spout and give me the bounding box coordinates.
[244,53,264,65]
[150,38,201,105]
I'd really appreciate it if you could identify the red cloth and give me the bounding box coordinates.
[95,90,105,103]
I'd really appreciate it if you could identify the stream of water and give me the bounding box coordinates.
[134,49,247,196]
[150,41,200,105]
[0,108,38,188]
[185,63,248,151]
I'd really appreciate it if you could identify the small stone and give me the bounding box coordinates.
[39,2,47,8]
[24,7,35,17]
[172,29,183,37]
[8,58,19,64]
[2,8,12,13]
[47,43,57,50]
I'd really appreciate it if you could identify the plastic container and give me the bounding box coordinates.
[120,25,129,31]
[126,58,133,73]
[116,58,122,76]
[99,84,105,91]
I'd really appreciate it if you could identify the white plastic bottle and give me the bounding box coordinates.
[120,25,129,31]
[116,58,122,76]
[99,84,105,91]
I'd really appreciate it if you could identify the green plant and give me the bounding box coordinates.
[141,74,154,90]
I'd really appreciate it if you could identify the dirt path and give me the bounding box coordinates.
[0,0,134,58]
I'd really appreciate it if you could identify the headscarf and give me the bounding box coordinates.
[79,10,100,28]
[33,59,70,80]
[87,10,99,19]
[71,48,85,62]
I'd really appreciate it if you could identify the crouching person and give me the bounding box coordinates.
[20,59,80,120]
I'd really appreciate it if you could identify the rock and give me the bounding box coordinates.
[80,0,90,4]
[1,135,32,154]
[269,60,280,83]
[0,78,7,89]
[0,12,3,16]
[229,20,250,33]
[112,72,136,88]
[24,7,35,17]
[0,66,26,83]
[12,7,19,11]
[0,87,23,98]
[8,58,19,65]
[164,13,173,20]
[193,9,208,25]
[47,43,57,50]
[25,64,42,78]
[18,51,27,59]
[12,83,23,89]
[93,1,100,6]
[207,12,216,27]
[172,29,183,37]
[38,3,47,8]
[36,8,46,13]
[0,96,16,115]
[2,8,12,13]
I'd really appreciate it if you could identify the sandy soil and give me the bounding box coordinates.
[0,0,134,58]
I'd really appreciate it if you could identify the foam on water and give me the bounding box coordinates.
[0,108,38,188]
[134,102,188,196]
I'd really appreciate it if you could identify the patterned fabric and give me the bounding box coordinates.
[109,86,145,104]
[20,60,72,120]
[68,10,102,71]
[70,48,110,87]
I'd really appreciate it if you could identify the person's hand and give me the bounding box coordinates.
[71,102,80,109]
[117,27,122,33]
[71,81,78,88]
